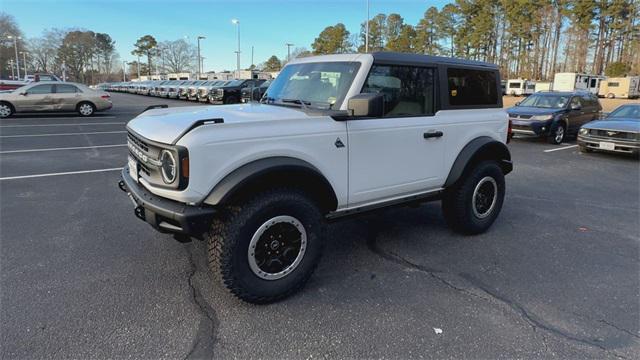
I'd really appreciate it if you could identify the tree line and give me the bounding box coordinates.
[308,0,639,79]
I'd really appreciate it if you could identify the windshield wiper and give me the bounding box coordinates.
[280,98,311,109]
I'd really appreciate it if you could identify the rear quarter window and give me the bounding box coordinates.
[447,68,499,106]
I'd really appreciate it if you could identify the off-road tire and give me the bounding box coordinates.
[207,188,325,304]
[442,160,505,235]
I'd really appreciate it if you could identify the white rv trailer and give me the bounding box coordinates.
[534,82,552,92]
[506,79,536,96]
[552,73,604,95]
[598,77,640,99]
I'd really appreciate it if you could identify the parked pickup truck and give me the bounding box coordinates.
[241,80,272,103]
[119,52,512,303]
[208,79,265,104]
[0,73,61,91]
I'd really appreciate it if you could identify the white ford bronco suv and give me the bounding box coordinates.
[119,52,512,303]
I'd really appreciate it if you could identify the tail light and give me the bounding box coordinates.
[101,94,110,100]
[507,119,512,143]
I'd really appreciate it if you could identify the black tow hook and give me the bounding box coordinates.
[134,206,146,221]
[117,180,127,192]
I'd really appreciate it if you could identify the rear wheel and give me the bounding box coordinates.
[207,188,325,303]
[77,102,95,116]
[547,123,565,144]
[442,160,505,235]
[0,102,13,118]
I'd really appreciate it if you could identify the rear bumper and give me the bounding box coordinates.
[118,168,216,238]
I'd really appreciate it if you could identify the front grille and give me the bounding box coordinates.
[589,129,635,140]
[512,125,531,130]
[199,88,208,97]
[189,88,197,96]
[508,114,533,119]
[127,132,149,152]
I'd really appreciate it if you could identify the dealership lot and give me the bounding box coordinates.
[1,93,638,359]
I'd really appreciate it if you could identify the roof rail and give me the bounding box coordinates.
[140,104,168,115]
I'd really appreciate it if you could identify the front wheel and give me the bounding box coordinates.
[0,102,13,118]
[442,161,506,235]
[207,188,325,303]
[547,123,565,144]
[77,102,95,116]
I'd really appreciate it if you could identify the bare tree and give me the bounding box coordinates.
[160,39,196,73]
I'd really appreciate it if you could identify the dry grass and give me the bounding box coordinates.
[502,96,639,112]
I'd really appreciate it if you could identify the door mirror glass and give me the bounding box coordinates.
[515,101,521,106]
[347,93,384,117]
[571,103,581,110]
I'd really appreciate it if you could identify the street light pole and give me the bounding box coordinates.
[8,35,21,79]
[20,51,27,77]
[365,0,370,53]
[136,55,141,80]
[9,59,14,80]
[197,36,206,79]
[232,19,240,76]
[286,43,294,62]
[123,61,127,82]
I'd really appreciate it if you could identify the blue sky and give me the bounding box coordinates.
[6,0,449,72]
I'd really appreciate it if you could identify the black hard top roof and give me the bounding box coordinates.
[534,90,596,96]
[371,51,498,69]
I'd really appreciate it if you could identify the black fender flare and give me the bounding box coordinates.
[203,156,338,211]
[444,137,513,188]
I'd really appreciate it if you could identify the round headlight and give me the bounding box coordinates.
[579,128,589,136]
[160,150,177,184]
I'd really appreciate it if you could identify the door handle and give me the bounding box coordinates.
[423,131,443,139]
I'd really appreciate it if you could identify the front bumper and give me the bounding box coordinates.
[208,95,224,104]
[510,119,552,137]
[578,135,640,154]
[118,168,216,238]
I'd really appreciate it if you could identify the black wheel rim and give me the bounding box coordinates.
[472,176,498,219]
[248,216,307,280]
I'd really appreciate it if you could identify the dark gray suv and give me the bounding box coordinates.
[508,91,602,144]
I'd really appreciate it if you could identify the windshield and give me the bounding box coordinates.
[518,94,570,109]
[608,105,640,120]
[264,61,360,109]
[225,80,244,87]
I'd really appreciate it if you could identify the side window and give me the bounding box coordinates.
[570,96,582,108]
[590,79,597,88]
[26,84,54,94]
[361,65,435,117]
[56,84,79,93]
[448,68,498,106]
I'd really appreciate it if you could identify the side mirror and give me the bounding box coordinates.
[347,93,384,117]
[19,91,26,96]
[571,103,581,110]
[515,101,521,106]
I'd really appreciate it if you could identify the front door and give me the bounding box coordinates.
[347,64,445,206]
[15,84,55,112]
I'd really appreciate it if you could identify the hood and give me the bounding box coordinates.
[507,106,564,116]
[127,103,310,144]
[582,118,640,132]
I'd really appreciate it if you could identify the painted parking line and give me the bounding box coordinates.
[0,144,127,154]
[0,167,123,181]
[544,145,578,153]
[0,131,127,138]
[0,122,124,128]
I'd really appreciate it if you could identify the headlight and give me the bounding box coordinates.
[160,150,177,184]
[579,128,589,136]
[531,115,553,121]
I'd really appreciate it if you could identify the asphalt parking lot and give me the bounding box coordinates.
[1,93,638,359]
